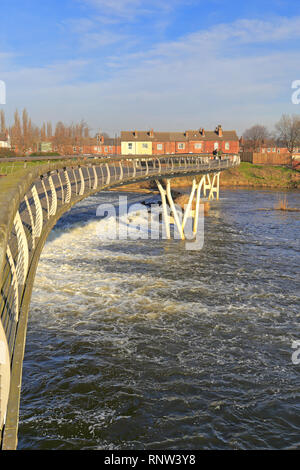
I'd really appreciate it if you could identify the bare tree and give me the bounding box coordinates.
[10,109,22,150]
[274,114,300,155]
[242,124,270,151]
[3,108,94,154]
[0,110,6,134]
[41,122,46,141]
[47,121,52,139]
[22,108,29,150]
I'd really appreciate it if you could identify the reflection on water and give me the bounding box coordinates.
[18,189,300,450]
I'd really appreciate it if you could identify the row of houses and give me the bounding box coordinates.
[95,125,240,155]
[0,125,240,156]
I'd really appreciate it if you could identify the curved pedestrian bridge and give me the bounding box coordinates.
[0,153,240,449]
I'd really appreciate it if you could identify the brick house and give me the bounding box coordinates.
[186,126,239,154]
[96,135,121,156]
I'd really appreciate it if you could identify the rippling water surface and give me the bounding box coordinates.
[18,188,300,450]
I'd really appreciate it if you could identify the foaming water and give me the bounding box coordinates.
[18,189,300,450]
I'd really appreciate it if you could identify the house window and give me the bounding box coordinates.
[105,146,108,152]
[225,142,230,150]
[73,147,77,152]
[109,146,113,151]
[157,144,163,150]
[142,143,148,149]
[194,143,202,149]
[267,148,271,153]
[214,142,219,150]
[262,148,265,153]
[272,148,276,152]
[277,149,280,153]
[128,143,133,150]
[178,143,185,149]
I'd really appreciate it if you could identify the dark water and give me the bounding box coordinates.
[18,189,300,450]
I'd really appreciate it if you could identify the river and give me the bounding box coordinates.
[17,188,300,450]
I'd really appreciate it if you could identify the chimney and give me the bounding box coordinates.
[133,130,138,138]
[101,135,104,144]
[149,128,154,138]
[200,128,205,137]
[216,125,223,137]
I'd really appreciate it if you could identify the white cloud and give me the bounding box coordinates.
[81,0,173,19]
[80,31,129,48]
[2,15,300,134]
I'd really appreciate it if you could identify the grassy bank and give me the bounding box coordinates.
[119,163,299,191]
[220,162,300,189]
[0,160,55,176]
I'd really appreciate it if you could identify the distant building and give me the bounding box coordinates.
[0,131,11,149]
[120,126,239,155]
[121,131,154,155]
[96,134,121,155]
[38,142,53,153]
[258,141,299,155]
[240,139,297,166]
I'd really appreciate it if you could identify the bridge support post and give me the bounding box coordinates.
[166,179,185,240]
[155,177,207,241]
[203,174,211,197]
[202,172,220,200]
[193,176,205,234]
[155,180,171,239]
[208,172,220,200]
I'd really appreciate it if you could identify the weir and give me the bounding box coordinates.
[0,153,240,449]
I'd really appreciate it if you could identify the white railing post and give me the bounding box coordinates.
[40,176,50,220]
[106,163,111,185]
[49,174,58,216]
[64,170,72,204]
[32,185,43,238]
[92,166,98,190]
[13,211,29,286]
[79,167,85,195]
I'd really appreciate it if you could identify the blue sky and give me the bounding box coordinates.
[1,0,300,136]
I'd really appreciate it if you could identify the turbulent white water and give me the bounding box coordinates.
[18,189,300,450]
